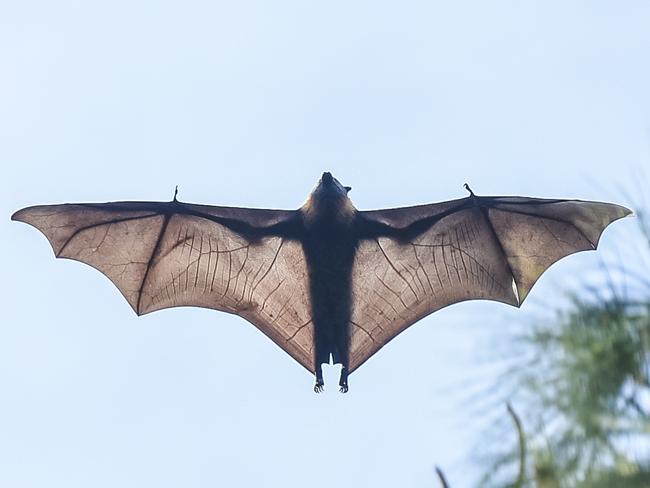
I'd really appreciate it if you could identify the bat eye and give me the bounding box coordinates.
[345,186,352,193]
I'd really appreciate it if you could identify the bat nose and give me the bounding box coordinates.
[321,172,333,185]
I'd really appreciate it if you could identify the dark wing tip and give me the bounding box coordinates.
[597,202,634,239]
[11,207,28,222]
[12,205,51,224]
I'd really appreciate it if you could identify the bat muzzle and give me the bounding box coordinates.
[321,172,334,186]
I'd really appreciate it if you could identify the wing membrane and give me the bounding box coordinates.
[350,197,630,371]
[12,202,314,372]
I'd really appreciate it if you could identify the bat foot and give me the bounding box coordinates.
[338,366,349,393]
[314,380,324,393]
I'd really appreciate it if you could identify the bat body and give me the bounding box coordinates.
[12,173,630,392]
[302,212,355,391]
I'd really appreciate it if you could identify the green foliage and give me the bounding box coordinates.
[476,208,650,488]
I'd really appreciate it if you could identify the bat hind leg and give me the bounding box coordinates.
[338,366,349,393]
[314,364,324,393]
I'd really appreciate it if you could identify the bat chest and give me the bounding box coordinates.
[302,223,358,348]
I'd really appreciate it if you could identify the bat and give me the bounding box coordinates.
[12,172,630,393]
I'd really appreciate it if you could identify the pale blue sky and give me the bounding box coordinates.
[2,1,649,487]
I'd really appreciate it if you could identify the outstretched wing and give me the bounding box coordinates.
[12,201,314,372]
[349,196,631,372]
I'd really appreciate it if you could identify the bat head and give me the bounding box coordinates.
[301,172,356,224]
[318,171,351,196]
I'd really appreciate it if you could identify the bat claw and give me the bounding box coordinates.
[314,380,324,393]
[338,367,349,393]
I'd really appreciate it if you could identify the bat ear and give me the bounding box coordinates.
[345,186,352,193]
